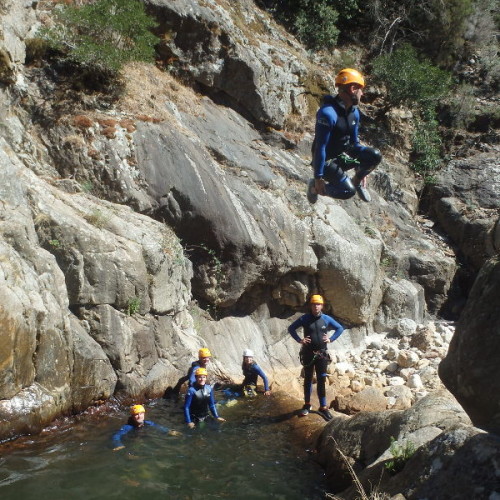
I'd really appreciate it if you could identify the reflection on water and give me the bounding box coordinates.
[0,394,328,499]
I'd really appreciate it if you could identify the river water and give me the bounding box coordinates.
[0,394,329,499]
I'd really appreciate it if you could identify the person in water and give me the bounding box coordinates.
[186,347,212,387]
[308,68,382,203]
[166,347,213,397]
[241,348,271,397]
[184,367,226,429]
[288,294,344,421]
[112,404,180,450]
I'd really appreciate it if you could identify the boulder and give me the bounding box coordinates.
[439,255,500,434]
[333,386,387,414]
[316,390,472,495]
[428,152,500,271]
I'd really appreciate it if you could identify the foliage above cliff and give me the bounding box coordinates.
[41,0,159,73]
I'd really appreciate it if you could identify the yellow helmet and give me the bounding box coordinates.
[198,347,212,358]
[130,404,145,415]
[310,294,325,305]
[195,367,208,377]
[335,68,365,88]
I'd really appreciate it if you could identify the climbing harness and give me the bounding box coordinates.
[300,349,331,367]
[243,384,257,397]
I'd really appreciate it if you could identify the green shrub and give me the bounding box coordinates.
[411,110,442,182]
[260,0,359,50]
[373,45,450,183]
[293,1,340,50]
[126,296,141,316]
[41,0,159,74]
[372,44,451,108]
[384,437,416,475]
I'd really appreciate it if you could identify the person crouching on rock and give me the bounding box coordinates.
[241,349,271,397]
[186,347,212,387]
[184,367,226,429]
[112,404,180,450]
[288,294,345,421]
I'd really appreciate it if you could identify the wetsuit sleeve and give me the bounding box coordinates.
[145,420,169,433]
[253,364,270,391]
[312,106,337,178]
[184,388,195,424]
[187,365,197,387]
[325,315,345,342]
[112,424,133,448]
[288,315,306,343]
[209,388,219,419]
[349,108,365,153]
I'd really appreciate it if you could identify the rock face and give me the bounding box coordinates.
[428,151,500,272]
[146,0,311,128]
[0,0,488,452]
[316,390,499,499]
[439,255,500,434]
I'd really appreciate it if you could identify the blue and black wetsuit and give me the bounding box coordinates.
[112,418,169,448]
[242,361,270,392]
[312,95,382,199]
[288,313,344,407]
[184,383,220,424]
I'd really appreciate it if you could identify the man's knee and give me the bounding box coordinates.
[357,147,382,175]
[326,176,356,199]
[368,148,382,168]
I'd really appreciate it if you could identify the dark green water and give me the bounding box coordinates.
[0,395,328,499]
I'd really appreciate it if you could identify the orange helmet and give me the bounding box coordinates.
[195,367,208,377]
[198,348,212,358]
[335,68,365,88]
[310,294,324,305]
[130,404,145,415]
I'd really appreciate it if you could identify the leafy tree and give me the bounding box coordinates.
[42,0,159,74]
[372,44,451,108]
[259,0,359,50]
[372,44,451,181]
[361,0,473,65]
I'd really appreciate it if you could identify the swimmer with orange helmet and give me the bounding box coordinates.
[112,404,180,450]
[184,367,226,429]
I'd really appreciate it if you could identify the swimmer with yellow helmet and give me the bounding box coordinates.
[186,347,213,388]
[112,404,180,450]
[288,294,345,421]
[308,68,382,204]
[184,367,226,429]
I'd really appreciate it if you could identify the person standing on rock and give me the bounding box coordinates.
[307,68,382,204]
[112,404,180,450]
[288,294,344,421]
[184,367,226,428]
[241,348,271,397]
